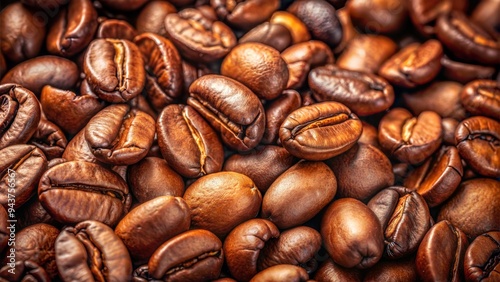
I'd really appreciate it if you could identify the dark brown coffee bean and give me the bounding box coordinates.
[379,40,443,88]
[461,79,500,121]
[337,35,398,74]
[281,40,334,89]
[407,0,467,37]
[309,65,394,116]
[455,116,500,178]
[438,178,500,239]
[0,3,46,62]
[46,0,98,57]
[83,39,146,103]
[99,0,149,11]
[314,258,363,282]
[136,1,177,36]
[223,219,280,282]
[441,55,496,84]
[416,220,468,282]
[404,146,463,207]
[322,198,384,269]
[347,0,407,34]
[262,161,337,229]
[135,33,184,111]
[464,231,500,282]
[115,196,191,263]
[96,19,138,40]
[0,84,41,150]
[280,101,362,161]
[85,104,156,165]
[55,220,132,281]
[157,104,224,178]
[436,11,500,65]
[148,229,223,281]
[211,0,279,30]
[442,118,459,146]
[29,118,68,160]
[250,264,309,282]
[364,257,418,282]
[326,143,394,202]
[223,145,297,193]
[181,60,211,93]
[183,171,262,238]
[38,161,132,226]
[164,8,237,63]
[367,187,432,259]
[188,75,265,152]
[40,84,105,135]
[0,223,59,279]
[239,22,292,52]
[269,11,310,44]
[127,157,185,202]
[262,90,301,145]
[1,56,79,96]
[403,81,466,120]
[221,42,288,100]
[378,108,442,164]
[287,0,343,48]
[61,128,101,164]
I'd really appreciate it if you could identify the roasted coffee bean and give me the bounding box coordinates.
[83,39,146,103]
[183,171,262,238]
[378,108,442,164]
[238,22,292,52]
[16,196,56,231]
[309,65,394,116]
[262,161,337,229]
[314,258,364,282]
[258,226,321,273]
[127,157,185,202]
[0,84,41,150]
[441,55,496,84]
[223,145,297,193]
[61,128,101,164]
[347,0,407,34]
[367,187,432,259]
[224,219,280,282]
[0,3,46,62]
[322,198,384,269]
[438,178,500,239]
[250,264,309,282]
[262,89,301,144]
[84,104,156,165]
[416,220,468,282]
[326,143,394,202]
[55,220,133,281]
[181,60,211,93]
[99,0,149,11]
[280,101,362,161]
[96,19,138,40]
[407,0,466,37]
[38,161,132,226]
[211,0,280,30]
[436,11,500,65]
[269,11,310,44]
[336,35,397,74]
[364,257,418,282]
[135,33,183,111]
[0,223,59,279]
[40,84,105,135]
[1,56,79,96]
[464,231,500,282]
[29,118,68,160]
[46,0,98,57]
[188,75,265,152]
[136,1,177,36]
[148,229,223,281]
[0,260,51,281]
[222,42,288,100]
[282,40,336,89]
[455,116,500,178]
[404,146,463,207]
[403,81,466,120]
[157,104,224,178]
[164,8,237,63]
[379,40,443,88]
[287,0,342,48]
[442,118,459,145]
[115,196,191,263]
[461,79,500,121]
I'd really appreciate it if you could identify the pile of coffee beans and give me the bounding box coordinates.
[0,0,499,281]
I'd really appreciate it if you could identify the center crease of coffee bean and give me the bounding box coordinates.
[182,110,207,174]
[112,41,126,92]
[291,114,349,137]
[165,250,221,276]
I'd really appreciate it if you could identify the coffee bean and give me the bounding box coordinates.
[460,79,500,121]
[464,231,500,282]
[211,0,280,30]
